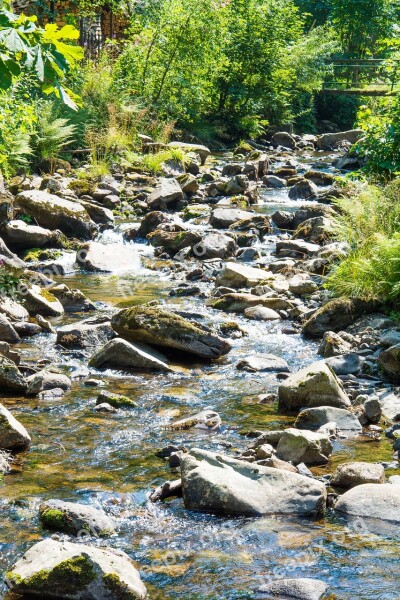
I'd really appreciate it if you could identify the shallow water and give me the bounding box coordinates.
[1,154,399,599]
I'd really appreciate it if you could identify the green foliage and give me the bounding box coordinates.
[355,95,400,179]
[0,86,34,177]
[0,268,20,296]
[30,101,76,171]
[326,180,400,300]
[0,0,83,108]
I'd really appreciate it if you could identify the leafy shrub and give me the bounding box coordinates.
[31,101,76,172]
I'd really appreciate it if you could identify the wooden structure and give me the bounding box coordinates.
[323,58,400,96]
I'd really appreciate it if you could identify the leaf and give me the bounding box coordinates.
[0,27,28,53]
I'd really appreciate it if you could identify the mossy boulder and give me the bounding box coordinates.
[111,306,231,359]
[20,283,64,318]
[302,298,377,338]
[39,499,116,537]
[278,360,351,412]
[276,428,333,465]
[96,390,138,409]
[147,228,202,257]
[5,539,146,599]
[0,356,27,395]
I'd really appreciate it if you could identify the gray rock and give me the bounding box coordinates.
[380,330,400,348]
[288,179,318,200]
[39,499,115,536]
[0,403,31,449]
[331,462,385,489]
[236,354,289,373]
[51,284,96,312]
[335,483,400,523]
[181,448,326,516]
[295,406,362,432]
[0,296,29,321]
[216,262,269,288]
[20,284,64,317]
[278,360,350,412]
[36,314,56,334]
[271,131,297,149]
[302,298,375,338]
[89,338,172,371]
[26,370,71,396]
[168,141,210,165]
[319,331,351,358]
[111,305,231,359]
[276,428,332,465]
[210,208,254,229]
[0,356,27,394]
[16,190,96,240]
[244,305,281,320]
[325,353,364,375]
[316,129,364,150]
[194,232,237,259]
[78,200,114,225]
[147,177,183,209]
[76,241,141,273]
[5,539,146,599]
[0,236,26,268]
[169,409,221,431]
[1,219,62,250]
[276,239,320,259]
[380,392,400,422]
[257,577,328,600]
[0,314,20,343]
[56,316,115,350]
[263,175,287,188]
[378,344,400,382]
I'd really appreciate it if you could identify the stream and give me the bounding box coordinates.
[0,150,399,600]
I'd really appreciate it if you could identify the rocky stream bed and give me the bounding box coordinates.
[1,131,400,599]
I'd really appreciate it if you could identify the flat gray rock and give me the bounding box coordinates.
[295,406,362,432]
[89,337,172,371]
[0,403,31,450]
[258,577,328,600]
[39,499,116,536]
[335,483,400,523]
[237,354,289,373]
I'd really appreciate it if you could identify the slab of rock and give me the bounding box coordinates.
[0,403,31,449]
[244,305,281,321]
[380,392,400,422]
[78,200,114,225]
[331,462,385,489]
[168,141,210,165]
[211,293,293,314]
[278,360,350,412]
[263,174,287,188]
[5,539,146,599]
[216,262,270,288]
[335,483,400,523]
[1,219,62,250]
[111,306,231,359]
[272,131,296,149]
[210,208,254,229]
[257,577,328,600]
[89,338,171,371]
[302,298,375,338]
[20,284,64,317]
[316,129,364,150]
[0,314,20,343]
[288,179,318,200]
[295,406,362,432]
[56,316,115,350]
[276,428,332,465]
[0,296,29,321]
[237,354,289,373]
[39,499,115,536]
[76,241,141,273]
[181,448,326,516]
[16,190,96,240]
[276,239,320,259]
[0,356,27,394]
[51,284,96,312]
[147,228,202,256]
[168,409,221,430]
[147,177,183,209]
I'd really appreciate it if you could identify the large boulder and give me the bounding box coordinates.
[271,131,296,149]
[136,211,172,238]
[26,370,71,396]
[331,462,385,489]
[16,190,96,240]
[0,356,27,394]
[288,179,318,200]
[335,483,400,523]
[216,262,270,288]
[147,228,202,256]
[1,220,62,250]
[276,428,333,465]
[210,208,254,229]
[378,344,400,382]
[236,354,289,373]
[56,316,115,350]
[379,392,400,422]
[0,236,26,268]
[194,232,237,259]
[111,306,231,359]
[0,403,31,449]
[295,406,362,432]
[180,448,326,516]
[257,578,328,600]
[5,539,146,599]
[147,177,183,209]
[276,239,320,259]
[89,338,172,372]
[316,129,364,150]
[325,353,364,376]
[76,242,141,273]
[302,298,375,338]
[278,360,351,412]
[0,296,29,321]
[0,314,20,343]
[51,284,96,312]
[39,499,115,537]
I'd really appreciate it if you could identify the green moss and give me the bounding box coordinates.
[103,394,137,408]
[68,178,95,197]
[40,508,65,530]
[5,571,22,585]
[39,288,58,303]
[15,556,96,595]
[24,248,62,262]
[103,573,138,600]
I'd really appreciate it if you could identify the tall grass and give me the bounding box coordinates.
[326,179,400,301]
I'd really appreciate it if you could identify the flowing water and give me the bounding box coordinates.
[0,151,399,599]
